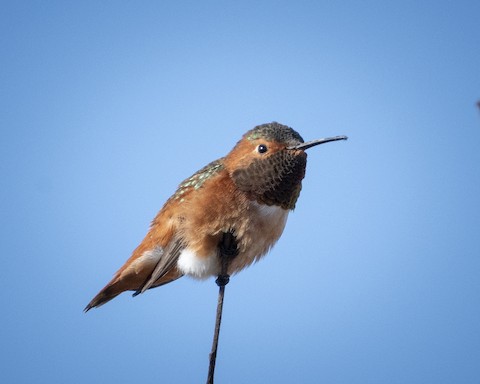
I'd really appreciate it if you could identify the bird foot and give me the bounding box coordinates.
[215,274,230,287]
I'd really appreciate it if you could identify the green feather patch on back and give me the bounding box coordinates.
[174,159,224,202]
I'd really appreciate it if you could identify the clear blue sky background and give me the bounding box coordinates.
[1,1,479,383]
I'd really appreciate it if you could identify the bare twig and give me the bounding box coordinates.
[206,231,238,384]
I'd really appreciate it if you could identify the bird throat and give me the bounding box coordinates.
[231,150,306,210]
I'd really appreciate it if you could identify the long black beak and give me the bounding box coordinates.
[287,135,348,150]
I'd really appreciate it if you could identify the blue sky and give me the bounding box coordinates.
[1,1,479,383]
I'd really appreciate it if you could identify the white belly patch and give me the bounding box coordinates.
[177,248,218,279]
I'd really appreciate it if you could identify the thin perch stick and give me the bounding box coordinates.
[206,231,238,384]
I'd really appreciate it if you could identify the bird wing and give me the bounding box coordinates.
[84,238,184,311]
[133,237,185,296]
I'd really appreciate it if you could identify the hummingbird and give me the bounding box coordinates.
[85,122,347,311]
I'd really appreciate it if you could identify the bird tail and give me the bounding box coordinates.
[84,280,124,312]
[84,268,183,312]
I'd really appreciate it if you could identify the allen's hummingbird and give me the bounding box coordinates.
[85,122,347,311]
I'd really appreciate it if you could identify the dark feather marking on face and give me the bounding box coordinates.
[232,150,307,209]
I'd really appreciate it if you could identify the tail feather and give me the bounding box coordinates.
[84,268,183,312]
[84,279,128,312]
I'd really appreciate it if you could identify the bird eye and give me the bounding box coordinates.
[257,144,268,154]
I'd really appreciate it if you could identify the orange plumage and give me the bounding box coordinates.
[85,122,347,311]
